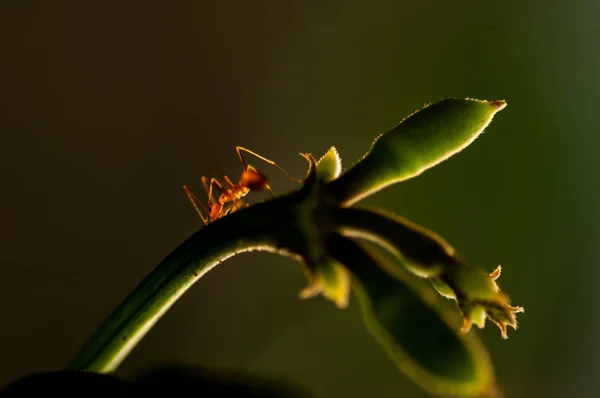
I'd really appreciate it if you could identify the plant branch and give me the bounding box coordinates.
[68,179,313,373]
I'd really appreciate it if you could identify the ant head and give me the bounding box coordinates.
[241,167,270,191]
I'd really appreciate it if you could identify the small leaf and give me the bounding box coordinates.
[315,146,342,182]
[326,235,495,397]
[298,258,351,309]
[327,99,507,205]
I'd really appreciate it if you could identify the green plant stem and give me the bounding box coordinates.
[328,206,457,277]
[68,191,306,373]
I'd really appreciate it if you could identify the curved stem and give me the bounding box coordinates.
[68,194,305,373]
[327,206,458,277]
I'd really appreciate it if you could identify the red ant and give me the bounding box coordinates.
[183,146,300,225]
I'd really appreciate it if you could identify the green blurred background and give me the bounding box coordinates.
[1,1,597,397]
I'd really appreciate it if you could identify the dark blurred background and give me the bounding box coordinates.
[1,1,598,397]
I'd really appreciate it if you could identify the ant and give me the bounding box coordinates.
[183,146,301,225]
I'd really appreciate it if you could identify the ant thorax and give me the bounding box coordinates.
[219,185,249,204]
[240,168,270,191]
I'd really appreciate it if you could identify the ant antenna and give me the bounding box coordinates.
[236,146,302,183]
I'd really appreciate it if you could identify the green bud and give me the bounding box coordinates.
[440,265,524,339]
[329,206,524,339]
[327,99,507,205]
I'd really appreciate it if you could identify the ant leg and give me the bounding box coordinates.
[209,177,226,193]
[201,176,215,203]
[201,176,227,202]
[224,175,236,188]
[201,176,231,222]
[236,146,302,183]
[183,185,209,225]
[204,177,227,206]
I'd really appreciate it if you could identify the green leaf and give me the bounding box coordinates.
[326,235,495,397]
[326,99,507,205]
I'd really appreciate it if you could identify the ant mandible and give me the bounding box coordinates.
[184,146,301,225]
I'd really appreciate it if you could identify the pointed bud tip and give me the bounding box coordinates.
[511,305,525,314]
[490,265,502,281]
[490,100,507,111]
